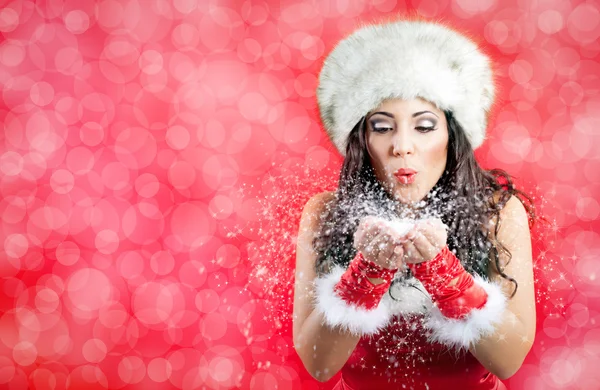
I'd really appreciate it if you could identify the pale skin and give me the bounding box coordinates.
[293,97,536,382]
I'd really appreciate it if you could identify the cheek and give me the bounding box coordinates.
[426,138,448,168]
[427,142,448,180]
[366,138,387,165]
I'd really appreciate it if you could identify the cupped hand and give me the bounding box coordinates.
[353,216,406,270]
[398,218,448,264]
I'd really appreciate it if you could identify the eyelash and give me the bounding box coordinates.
[372,126,436,133]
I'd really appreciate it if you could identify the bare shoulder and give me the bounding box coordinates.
[488,192,532,287]
[293,191,337,336]
[487,193,536,335]
[489,192,529,239]
[298,191,337,232]
[302,190,336,216]
[296,192,333,264]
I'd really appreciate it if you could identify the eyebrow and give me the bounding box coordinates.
[368,110,439,119]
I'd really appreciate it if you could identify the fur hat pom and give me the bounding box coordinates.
[317,19,496,155]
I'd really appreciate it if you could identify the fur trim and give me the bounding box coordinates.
[317,19,495,155]
[423,275,508,351]
[314,265,433,337]
[313,265,394,335]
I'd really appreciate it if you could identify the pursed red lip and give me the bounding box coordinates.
[394,169,417,184]
[394,168,417,176]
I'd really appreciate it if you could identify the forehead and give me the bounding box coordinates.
[369,97,442,116]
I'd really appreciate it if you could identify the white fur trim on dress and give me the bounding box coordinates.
[422,274,508,351]
[313,265,394,336]
[313,265,435,336]
[317,19,495,155]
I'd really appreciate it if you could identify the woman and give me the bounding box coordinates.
[293,18,537,389]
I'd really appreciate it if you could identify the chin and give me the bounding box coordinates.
[392,191,423,205]
[381,181,426,204]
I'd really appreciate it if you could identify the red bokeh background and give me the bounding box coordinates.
[1,0,599,389]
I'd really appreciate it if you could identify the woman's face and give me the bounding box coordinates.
[365,97,449,205]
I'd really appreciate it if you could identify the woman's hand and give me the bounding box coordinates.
[399,218,448,264]
[353,216,405,270]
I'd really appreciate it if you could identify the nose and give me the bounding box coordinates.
[392,128,414,157]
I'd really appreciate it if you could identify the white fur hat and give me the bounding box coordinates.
[317,19,496,156]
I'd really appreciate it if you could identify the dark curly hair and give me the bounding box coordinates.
[312,110,537,299]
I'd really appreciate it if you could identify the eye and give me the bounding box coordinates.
[372,126,393,133]
[416,126,436,133]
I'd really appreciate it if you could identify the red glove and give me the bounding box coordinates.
[407,246,488,319]
[334,251,397,310]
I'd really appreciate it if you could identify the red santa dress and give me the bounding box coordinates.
[315,267,509,390]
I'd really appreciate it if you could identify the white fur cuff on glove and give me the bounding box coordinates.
[423,275,508,351]
[313,265,394,336]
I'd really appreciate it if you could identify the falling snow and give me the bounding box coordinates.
[0,0,598,389]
